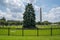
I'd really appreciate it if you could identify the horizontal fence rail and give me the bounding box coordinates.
[0,28,60,36]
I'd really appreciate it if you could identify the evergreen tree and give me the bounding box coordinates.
[23,3,36,29]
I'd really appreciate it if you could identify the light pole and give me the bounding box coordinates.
[40,8,42,23]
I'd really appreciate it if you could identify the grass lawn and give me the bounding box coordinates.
[0,25,60,40]
[0,28,60,36]
[0,36,60,40]
[0,29,8,35]
[10,29,22,36]
[24,29,37,36]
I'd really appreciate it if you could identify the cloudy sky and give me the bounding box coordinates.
[0,0,60,22]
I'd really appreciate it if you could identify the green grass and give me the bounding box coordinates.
[0,36,60,40]
[24,30,37,36]
[52,29,60,35]
[0,25,22,28]
[0,25,60,36]
[0,29,8,35]
[39,29,51,36]
[10,29,22,36]
[36,25,60,28]
[0,25,60,40]
[0,28,60,36]
[1,25,60,28]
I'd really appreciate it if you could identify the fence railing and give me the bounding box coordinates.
[0,28,60,36]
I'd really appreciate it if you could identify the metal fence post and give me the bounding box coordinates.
[22,28,24,36]
[51,26,52,36]
[8,28,10,36]
[37,28,39,36]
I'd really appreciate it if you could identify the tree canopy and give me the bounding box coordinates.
[23,3,36,29]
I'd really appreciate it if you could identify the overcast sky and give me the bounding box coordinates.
[0,0,60,22]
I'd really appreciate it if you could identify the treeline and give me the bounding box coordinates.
[0,17,22,26]
[36,21,52,25]
[0,17,60,26]
[36,21,60,25]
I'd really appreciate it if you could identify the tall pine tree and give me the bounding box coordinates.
[23,3,36,29]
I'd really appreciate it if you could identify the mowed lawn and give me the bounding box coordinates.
[0,36,60,40]
[0,25,60,40]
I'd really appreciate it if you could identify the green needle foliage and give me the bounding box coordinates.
[23,3,36,29]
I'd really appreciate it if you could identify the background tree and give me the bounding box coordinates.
[23,3,36,29]
[36,21,52,25]
[43,21,51,25]
[0,17,6,25]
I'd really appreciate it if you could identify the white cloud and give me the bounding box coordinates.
[0,10,23,21]
[34,5,40,12]
[5,0,25,9]
[23,0,36,4]
[43,7,60,22]
[33,5,40,22]
[0,11,3,18]
[0,0,60,22]
[3,0,36,21]
[0,0,24,21]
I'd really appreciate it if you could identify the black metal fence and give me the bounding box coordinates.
[0,28,60,36]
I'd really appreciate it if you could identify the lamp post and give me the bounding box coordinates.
[40,8,42,23]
